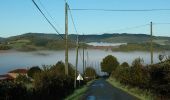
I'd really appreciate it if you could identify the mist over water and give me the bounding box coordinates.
[0,49,169,75]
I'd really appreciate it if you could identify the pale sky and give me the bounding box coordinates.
[0,0,170,37]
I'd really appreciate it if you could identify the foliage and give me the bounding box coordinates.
[84,67,97,81]
[121,62,129,68]
[0,82,27,100]
[34,74,74,100]
[112,43,170,52]
[150,62,170,96]
[110,55,170,98]
[101,55,119,76]
[0,44,11,50]
[15,74,31,84]
[65,80,94,100]
[27,66,41,78]
[0,61,79,100]
[50,61,76,78]
[33,61,76,99]
[130,58,150,88]
[107,78,155,100]
[114,62,131,85]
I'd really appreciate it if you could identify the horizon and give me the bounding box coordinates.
[0,0,170,37]
[1,32,170,38]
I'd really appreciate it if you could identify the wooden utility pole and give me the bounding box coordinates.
[83,43,85,75]
[74,37,79,88]
[150,22,153,64]
[86,51,89,67]
[65,3,69,75]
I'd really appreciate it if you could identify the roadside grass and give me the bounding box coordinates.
[107,78,156,100]
[65,80,94,100]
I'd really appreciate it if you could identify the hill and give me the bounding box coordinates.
[100,33,170,45]
[3,33,76,51]
[1,33,170,51]
[0,37,5,42]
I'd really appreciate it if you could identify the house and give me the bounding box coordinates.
[0,74,14,81]
[0,68,28,81]
[8,69,28,79]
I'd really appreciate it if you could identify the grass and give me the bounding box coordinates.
[65,80,94,100]
[107,78,155,100]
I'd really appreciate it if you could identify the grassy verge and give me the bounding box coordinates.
[107,78,155,100]
[65,80,94,100]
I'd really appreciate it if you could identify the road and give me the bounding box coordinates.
[81,79,138,100]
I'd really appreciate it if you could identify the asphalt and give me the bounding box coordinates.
[81,79,138,100]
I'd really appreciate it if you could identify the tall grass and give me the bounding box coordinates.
[107,78,156,100]
[65,80,94,100]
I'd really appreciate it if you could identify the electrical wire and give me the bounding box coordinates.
[155,23,170,25]
[70,8,170,12]
[68,5,79,43]
[32,0,64,40]
[109,24,149,32]
[37,0,64,33]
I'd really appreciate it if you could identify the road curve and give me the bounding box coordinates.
[81,79,138,100]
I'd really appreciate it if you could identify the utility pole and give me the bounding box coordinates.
[150,22,153,64]
[74,36,79,88]
[85,60,86,74]
[83,42,85,75]
[86,51,89,67]
[65,2,69,75]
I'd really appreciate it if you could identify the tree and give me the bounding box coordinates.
[150,62,170,96]
[50,61,76,78]
[113,62,130,84]
[84,67,97,81]
[101,55,119,76]
[121,62,129,68]
[15,74,30,84]
[27,66,41,78]
[130,58,149,88]
[33,62,75,99]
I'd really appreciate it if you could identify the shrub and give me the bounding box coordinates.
[27,66,41,78]
[101,55,119,76]
[150,61,170,96]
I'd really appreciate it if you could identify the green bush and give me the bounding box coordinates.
[0,82,27,100]
[84,67,97,81]
[150,61,170,96]
[101,55,119,76]
[0,44,11,50]
[33,61,76,99]
[27,66,41,78]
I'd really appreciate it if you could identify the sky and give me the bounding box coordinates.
[0,0,170,37]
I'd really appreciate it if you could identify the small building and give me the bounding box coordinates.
[8,69,28,79]
[0,74,14,81]
[0,68,28,81]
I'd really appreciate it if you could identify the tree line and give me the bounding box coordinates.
[0,61,97,100]
[101,55,170,98]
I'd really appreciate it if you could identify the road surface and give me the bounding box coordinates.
[81,79,138,100]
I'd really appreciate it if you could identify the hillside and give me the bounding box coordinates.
[0,37,5,42]
[100,33,170,45]
[3,33,76,51]
[4,33,170,43]
[1,33,170,51]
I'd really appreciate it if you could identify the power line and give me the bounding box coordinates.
[68,6,79,35]
[32,0,64,40]
[109,24,149,32]
[155,23,170,25]
[68,5,79,44]
[37,0,64,33]
[70,8,170,12]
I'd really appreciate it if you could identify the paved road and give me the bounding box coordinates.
[81,79,137,100]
